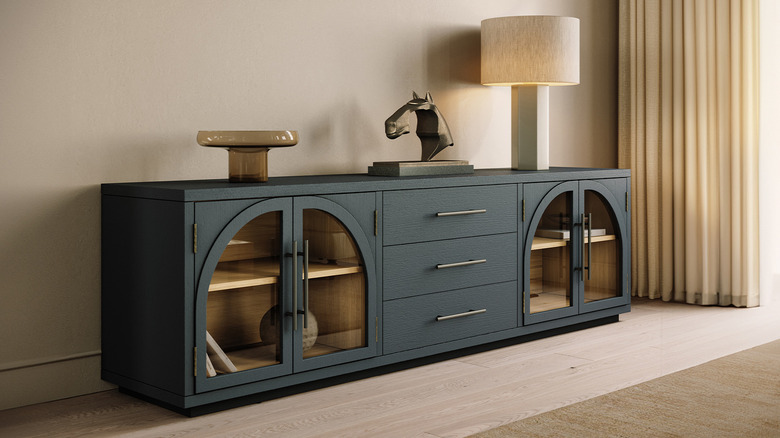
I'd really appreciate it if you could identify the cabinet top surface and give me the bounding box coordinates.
[101,167,630,202]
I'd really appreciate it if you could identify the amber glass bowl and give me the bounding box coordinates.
[197,131,298,182]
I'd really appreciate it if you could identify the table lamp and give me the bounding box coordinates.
[481,16,580,170]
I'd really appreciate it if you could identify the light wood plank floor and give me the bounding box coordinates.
[2,297,779,438]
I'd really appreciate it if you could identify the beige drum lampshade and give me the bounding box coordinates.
[481,16,580,86]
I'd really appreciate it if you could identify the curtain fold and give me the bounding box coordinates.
[619,0,760,307]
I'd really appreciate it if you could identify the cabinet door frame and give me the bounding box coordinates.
[291,196,378,373]
[523,181,581,324]
[193,195,378,392]
[523,179,630,326]
[577,180,630,313]
[194,197,293,393]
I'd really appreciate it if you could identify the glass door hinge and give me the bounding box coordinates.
[522,199,526,222]
[193,223,198,254]
[193,347,197,377]
[375,317,379,343]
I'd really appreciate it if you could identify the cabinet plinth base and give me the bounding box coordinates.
[115,314,621,417]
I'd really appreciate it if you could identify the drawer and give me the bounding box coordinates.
[383,282,517,354]
[383,185,517,245]
[383,233,517,300]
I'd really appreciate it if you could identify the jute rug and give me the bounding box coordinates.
[470,339,780,437]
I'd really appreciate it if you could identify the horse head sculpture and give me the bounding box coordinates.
[384,91,454,161]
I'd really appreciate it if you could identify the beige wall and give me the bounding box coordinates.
[0,0,618,409]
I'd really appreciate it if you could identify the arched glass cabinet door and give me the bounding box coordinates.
[194,195,376,391]
[524,180,628,324]
[579,181,628,312]
[207,212,283,370]
[292,196,377,373]
[524,181,580,323]
[195,198,293,393]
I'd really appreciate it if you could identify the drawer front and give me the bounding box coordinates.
[383,233,517,300]
[383,185,518,245]
[383,282,518,354]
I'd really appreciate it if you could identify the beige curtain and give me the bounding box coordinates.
[618,0,760,307]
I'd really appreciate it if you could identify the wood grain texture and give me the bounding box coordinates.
[383,184,517,245]
[471,341,780,437]
[101,195,192,396]
[206,285,276,350]
[208,260,280,291]
[530,234,616,250]
[207,260,363,292]
[584,239,619,302]
[308,273,367,350]
[383,233,518,300]
[383,282,518,354]
[101,169,631,202]
[2,298,778,437]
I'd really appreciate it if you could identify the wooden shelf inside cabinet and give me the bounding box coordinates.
[208,259,364,292]
[308,262,363,280]
[209,259,280,292]
[531,234,616,251]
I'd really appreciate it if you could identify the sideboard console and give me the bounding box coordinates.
[101,168,631,415]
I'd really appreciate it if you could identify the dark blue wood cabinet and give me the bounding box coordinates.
[101,168,630,415]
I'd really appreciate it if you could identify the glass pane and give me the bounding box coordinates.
[583,191,620,303]
[206,212,282,376]
[302,209,367,359]
[530,192,573,314]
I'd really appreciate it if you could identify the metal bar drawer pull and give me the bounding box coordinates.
[436,209,487,217]
[436,309,487,321]
[436,259,487,270]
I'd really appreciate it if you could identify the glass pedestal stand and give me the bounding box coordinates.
[197,130,298,183]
